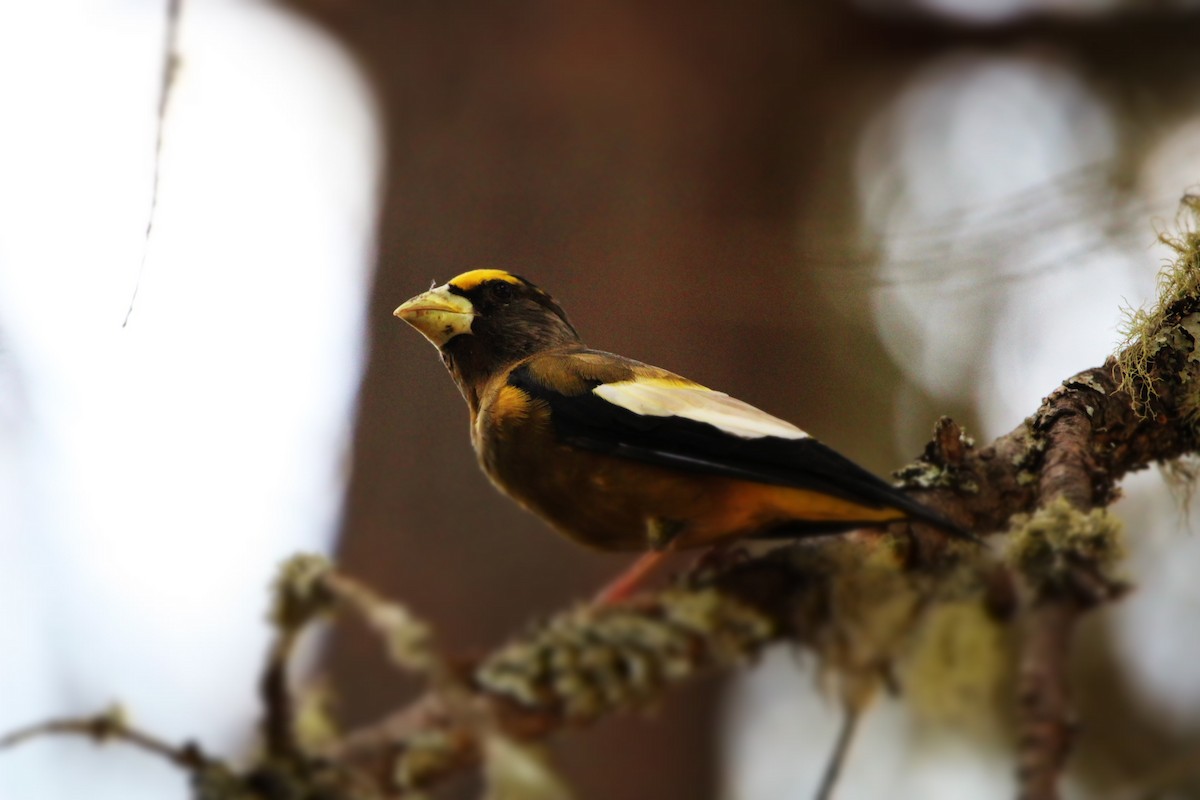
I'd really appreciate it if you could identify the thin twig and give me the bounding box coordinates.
[260,627,302,759]
[0,709,207,771]
[1015,600,1079,800]
[813,703,862,800]
[123,0,184,327]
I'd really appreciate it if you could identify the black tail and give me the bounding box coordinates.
[885,491,981,545]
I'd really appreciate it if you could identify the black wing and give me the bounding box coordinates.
[509,355,970,538]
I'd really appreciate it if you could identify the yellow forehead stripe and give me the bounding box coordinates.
[447,269,523,291]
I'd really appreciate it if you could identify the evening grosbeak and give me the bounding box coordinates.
[395,269,972,601]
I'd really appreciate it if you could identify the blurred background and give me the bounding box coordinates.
[3,1,1200,798]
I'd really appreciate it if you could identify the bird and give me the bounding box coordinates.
[394,269,973,602]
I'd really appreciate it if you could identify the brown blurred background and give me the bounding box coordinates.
[285,2,1200,798]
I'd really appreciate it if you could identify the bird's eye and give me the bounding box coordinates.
[491,282,514,303]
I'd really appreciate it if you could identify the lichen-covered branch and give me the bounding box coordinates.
[0,706,207,771]
[6,197,1200,800]
[330,195,1200,797]
[1007,501,1128,800]
[888,198,1200,800]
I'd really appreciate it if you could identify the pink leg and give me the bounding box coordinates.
[593,549,673,605]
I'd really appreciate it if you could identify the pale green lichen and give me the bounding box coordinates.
[270,553,336,630]
[359,593,435,674]
[894,421,979,493]
[319,570,437,675]
[903,601,1013,730]
[820,545,924,673]
[1116,195,1200,422]
[293,680,340,753]
[894,459,979,493]
[475,590,773,724]
[393,730,464,791]
[192,765,260,800]
[784,536,991,703]
[1007,497,1126,590]
[1066,373,1108,395]
[1013,422,1048,487]
[1160,454,1200,521]
[481,733,575,800]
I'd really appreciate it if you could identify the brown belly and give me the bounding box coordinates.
[479,416,904,552]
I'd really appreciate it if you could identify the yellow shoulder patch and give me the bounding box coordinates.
[448,269,524,291]
[493,383,534,424]
[625,372,707,390]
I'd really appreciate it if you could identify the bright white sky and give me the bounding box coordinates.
[0,2,381,798]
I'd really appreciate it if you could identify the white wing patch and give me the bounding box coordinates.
[593,380,809,440]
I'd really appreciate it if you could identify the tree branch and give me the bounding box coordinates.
[6,197,1199,800]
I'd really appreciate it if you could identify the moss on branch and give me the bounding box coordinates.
[7,197,1200,800]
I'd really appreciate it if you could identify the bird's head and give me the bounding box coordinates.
[395,269,581,400]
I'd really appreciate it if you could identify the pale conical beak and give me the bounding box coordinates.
[394,285,476,348]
